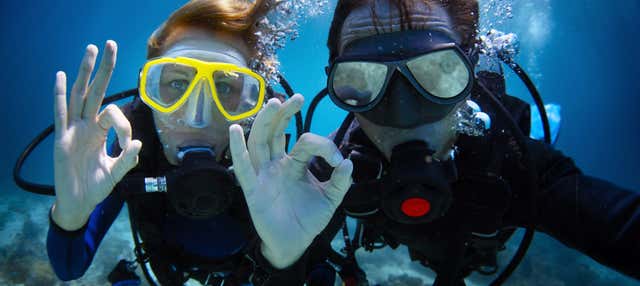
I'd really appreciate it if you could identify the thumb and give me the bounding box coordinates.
[111,139,142,182]
[324,158,353,207]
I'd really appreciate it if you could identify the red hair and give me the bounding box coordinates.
[146,0,272,59]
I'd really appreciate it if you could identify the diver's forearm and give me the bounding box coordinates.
[47,212,93,280]
[47,190,126,281]
[51,200,95,231]
[507,140,640,279]
[536,174,640,280]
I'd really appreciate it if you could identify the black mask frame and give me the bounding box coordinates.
[327,40,474,113]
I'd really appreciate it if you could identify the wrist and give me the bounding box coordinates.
[259,241,304,269]
[51,201,92,231]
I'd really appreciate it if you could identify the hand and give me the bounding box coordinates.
[229,95,353,269]
[51,41,142,231]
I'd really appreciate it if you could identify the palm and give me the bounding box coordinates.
[55,121,118,209]
[249,164,336,250]
[229,95,353,268]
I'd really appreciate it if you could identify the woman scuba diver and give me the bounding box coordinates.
[43,0,353,285]
[308,0,640,285]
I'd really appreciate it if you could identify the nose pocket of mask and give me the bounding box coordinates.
[183,78,213,128]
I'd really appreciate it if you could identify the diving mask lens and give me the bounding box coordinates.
[330,61,387,107]
[144,62,197,109]
[406,49,471,99]
[212,70,261,117]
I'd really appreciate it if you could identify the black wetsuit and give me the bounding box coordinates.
[311,81,640,285]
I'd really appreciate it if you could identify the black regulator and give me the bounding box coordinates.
[381,141,458,224]
[143,147,238,219]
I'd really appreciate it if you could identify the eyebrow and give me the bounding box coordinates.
[164,67,194,77]
[166,48,246,66]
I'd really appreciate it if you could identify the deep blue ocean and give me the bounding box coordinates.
[0,0,638,285]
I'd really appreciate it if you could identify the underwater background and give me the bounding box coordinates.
[0,0,639,285]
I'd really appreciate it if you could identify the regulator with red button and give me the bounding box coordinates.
[380,141,457,224]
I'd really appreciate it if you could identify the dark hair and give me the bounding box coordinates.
[327,0,479,62]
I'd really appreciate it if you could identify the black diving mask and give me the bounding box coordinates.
[327,30,474,128]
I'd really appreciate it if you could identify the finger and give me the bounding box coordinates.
[111,139,142,182]
[54,71,68,139]
[69,44,98,121]
[247,98,280,169]
[324,159,353,206]
[97,104,131,148]
[229,124,258,197]
[288,133,344,178]
[84,40,117,119]
[270,94,304,160]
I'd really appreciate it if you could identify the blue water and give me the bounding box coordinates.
[0,0,638,285]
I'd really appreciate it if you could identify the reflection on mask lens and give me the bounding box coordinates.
[406,49,470,99]
[145,63,197,108]
[332,62,387,107]
[213,71,260,116]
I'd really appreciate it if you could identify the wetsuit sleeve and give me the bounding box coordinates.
[46,189,126,281]
[250,237,335,285]
[46,143,127,281]
[524,140,640,280]
[249,241,314,285]
[250,211,343,286]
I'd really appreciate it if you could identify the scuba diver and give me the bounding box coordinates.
[35,0,353,285]
[304,0,640,285]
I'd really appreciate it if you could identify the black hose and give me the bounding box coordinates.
[500,58,551,145]
[127,203,159,286]
[333,112,355,147]
[13,88,139,196]
[491,228,535,286]
[327,247,350,267]
[13,123,55,195]
[304,88,329,133]
[277,74,304,140]
[477,81,538,286]
[333,113,358,268]
[342,222,354,259]
[352,220,362,250]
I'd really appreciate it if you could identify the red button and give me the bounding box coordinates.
[401,198,431,217]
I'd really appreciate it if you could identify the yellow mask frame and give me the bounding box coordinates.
[139,57,266,121]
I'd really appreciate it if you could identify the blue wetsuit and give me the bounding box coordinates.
[46,99,336,286]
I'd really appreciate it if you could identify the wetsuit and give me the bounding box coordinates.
[47,98,335,286]
[312,79,640,284]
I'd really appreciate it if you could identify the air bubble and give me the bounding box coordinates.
[252,0,329,84]
[455,100,490,137]
[479,29,520,62]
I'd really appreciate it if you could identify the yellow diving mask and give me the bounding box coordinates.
[139,57,266,121]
